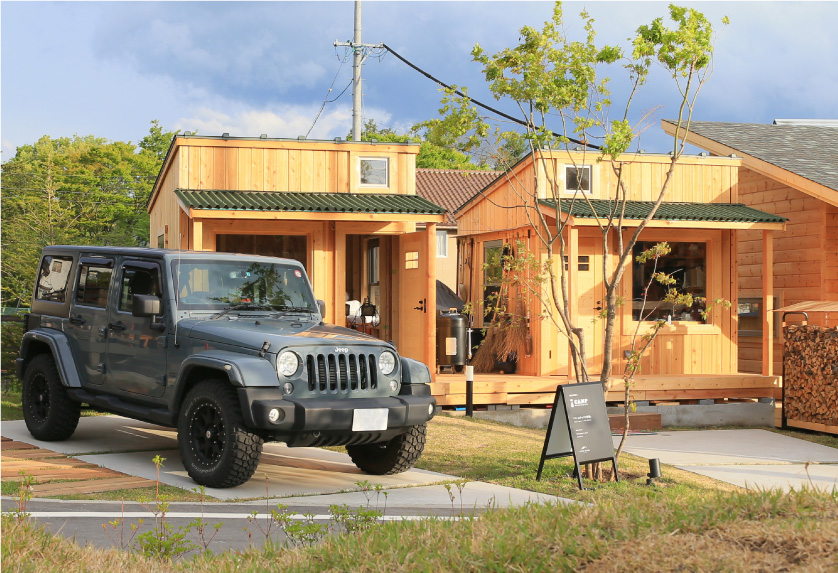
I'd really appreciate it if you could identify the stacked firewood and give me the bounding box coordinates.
[783,325,838,427]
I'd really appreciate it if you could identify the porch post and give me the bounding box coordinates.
[426,222,437,372]
[567,224,578,380]
[192,219,203,251]
[762,230,774,377]
[334,227,347,327]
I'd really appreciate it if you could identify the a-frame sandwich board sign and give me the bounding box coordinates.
[536,382,620,490]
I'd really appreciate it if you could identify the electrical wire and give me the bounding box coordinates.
[382,43,600,151]
[306,49,351,138]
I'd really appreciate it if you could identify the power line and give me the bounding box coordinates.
[382,43,600,151]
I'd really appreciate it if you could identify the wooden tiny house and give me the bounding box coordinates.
[448,150,786,406]
[148,135,445,368]
[662,120,838,377]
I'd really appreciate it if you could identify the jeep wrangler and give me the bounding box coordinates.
[17,246,436,488]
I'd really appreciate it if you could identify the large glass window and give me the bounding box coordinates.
[36,256,73,302]
[217,235,308,269]
[632,241,706,321]
[483,240,504,322]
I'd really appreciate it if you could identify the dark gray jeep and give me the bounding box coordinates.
[17,246,435,487]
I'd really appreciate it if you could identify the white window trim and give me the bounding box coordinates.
[561,164,593,195]
[358,157,390,188]
[436,230,449,258]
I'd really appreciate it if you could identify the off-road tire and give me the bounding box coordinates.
[346,423,427,475]
[178,379,263,488]
[22,354,81,441]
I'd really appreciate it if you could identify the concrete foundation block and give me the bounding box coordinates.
[698,399,715,405]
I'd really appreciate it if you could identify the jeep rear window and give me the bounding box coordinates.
[172,260,316,312]
[36,256,73,303]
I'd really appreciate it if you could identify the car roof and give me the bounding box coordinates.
[43,246,304,267]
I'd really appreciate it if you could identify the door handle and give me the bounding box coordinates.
[594,300,603,311]
[414,299,427,313]
[69,314,85,325]
[108,322,126,332]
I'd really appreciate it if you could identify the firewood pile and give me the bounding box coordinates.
[783,325,838,429]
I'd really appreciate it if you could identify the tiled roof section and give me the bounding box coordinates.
[416,169,504,226]
[175,190,445,215]
[670,120,838,194]
[537,199,787,224]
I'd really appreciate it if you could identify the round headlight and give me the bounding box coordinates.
[378,351,396,376]
[277,351,299,377]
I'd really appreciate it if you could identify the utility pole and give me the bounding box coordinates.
[334,1,383,142]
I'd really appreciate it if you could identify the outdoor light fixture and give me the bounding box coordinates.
[647,458,662,485]
[260,134,267,139]
[222,132,229,138]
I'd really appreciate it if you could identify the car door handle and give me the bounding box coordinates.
[108,322,126,332]
[69,314,85,325]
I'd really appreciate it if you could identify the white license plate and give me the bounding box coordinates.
[352,408,389,432]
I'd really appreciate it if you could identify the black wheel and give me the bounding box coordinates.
[346,424,427,475]
[178,379,263,488]
[22,354,81,441]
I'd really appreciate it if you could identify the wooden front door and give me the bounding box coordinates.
[576,237,604,375]
[398,231,433,366]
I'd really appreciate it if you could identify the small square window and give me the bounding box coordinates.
[564,165,591,194]
[360,158,389,187]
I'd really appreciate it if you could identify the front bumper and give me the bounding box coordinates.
[238,387,436,433]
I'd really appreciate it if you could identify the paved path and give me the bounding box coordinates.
[1,416,563,504]
[613,429,838,491]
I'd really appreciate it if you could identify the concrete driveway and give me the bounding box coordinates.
[613,429,838,492]
[2,416,561,507]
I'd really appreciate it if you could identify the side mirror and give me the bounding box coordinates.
[132,294,161,318]
[317,299,326,317]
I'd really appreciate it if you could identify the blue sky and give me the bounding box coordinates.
[2,1,837,161]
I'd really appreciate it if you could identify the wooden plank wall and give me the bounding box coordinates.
[175,141,416,195]
[736,167,834,371]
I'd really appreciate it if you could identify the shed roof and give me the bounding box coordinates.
[537,199,787,225]
[175,189,446,216]
[662,120,838,203]
[415,169,503,227]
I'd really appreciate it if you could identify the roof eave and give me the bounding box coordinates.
[660,120,838,209]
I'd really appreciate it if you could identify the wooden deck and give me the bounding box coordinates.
[431,372,783,408]
[0,437,155,497]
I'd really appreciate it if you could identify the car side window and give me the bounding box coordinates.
[119,265,162,313]
[36,256,74,302]
[76,259,114,308]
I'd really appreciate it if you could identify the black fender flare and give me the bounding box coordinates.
[18,329,82,388]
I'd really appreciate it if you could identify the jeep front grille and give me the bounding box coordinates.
[305,352,378,393]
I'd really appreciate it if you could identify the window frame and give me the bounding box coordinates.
[436,230,449,258]
[75,257,115,309]
[562,164,593,195]
[358,157,389,188]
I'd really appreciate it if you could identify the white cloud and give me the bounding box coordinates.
[175,103,395,141]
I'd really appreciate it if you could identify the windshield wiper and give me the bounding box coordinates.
[212,303,275,319]
[271,306,315,316]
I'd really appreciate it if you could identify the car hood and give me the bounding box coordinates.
[182,316,385,353]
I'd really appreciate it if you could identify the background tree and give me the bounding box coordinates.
[351,119,489,170]
[0,120,178,309]
[426,3,726,473]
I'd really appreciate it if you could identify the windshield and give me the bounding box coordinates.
[172,259,317,313]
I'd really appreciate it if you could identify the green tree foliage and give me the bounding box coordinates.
[0,121,177,308]
[351,119,488,171]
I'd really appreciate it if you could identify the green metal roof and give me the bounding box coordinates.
[175,190,446,215]
[537,199,787,224]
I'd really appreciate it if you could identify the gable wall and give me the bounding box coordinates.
[736,166,832,372]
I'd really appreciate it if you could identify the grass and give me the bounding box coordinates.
[1,389,23,421]
[3,487,837,571]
